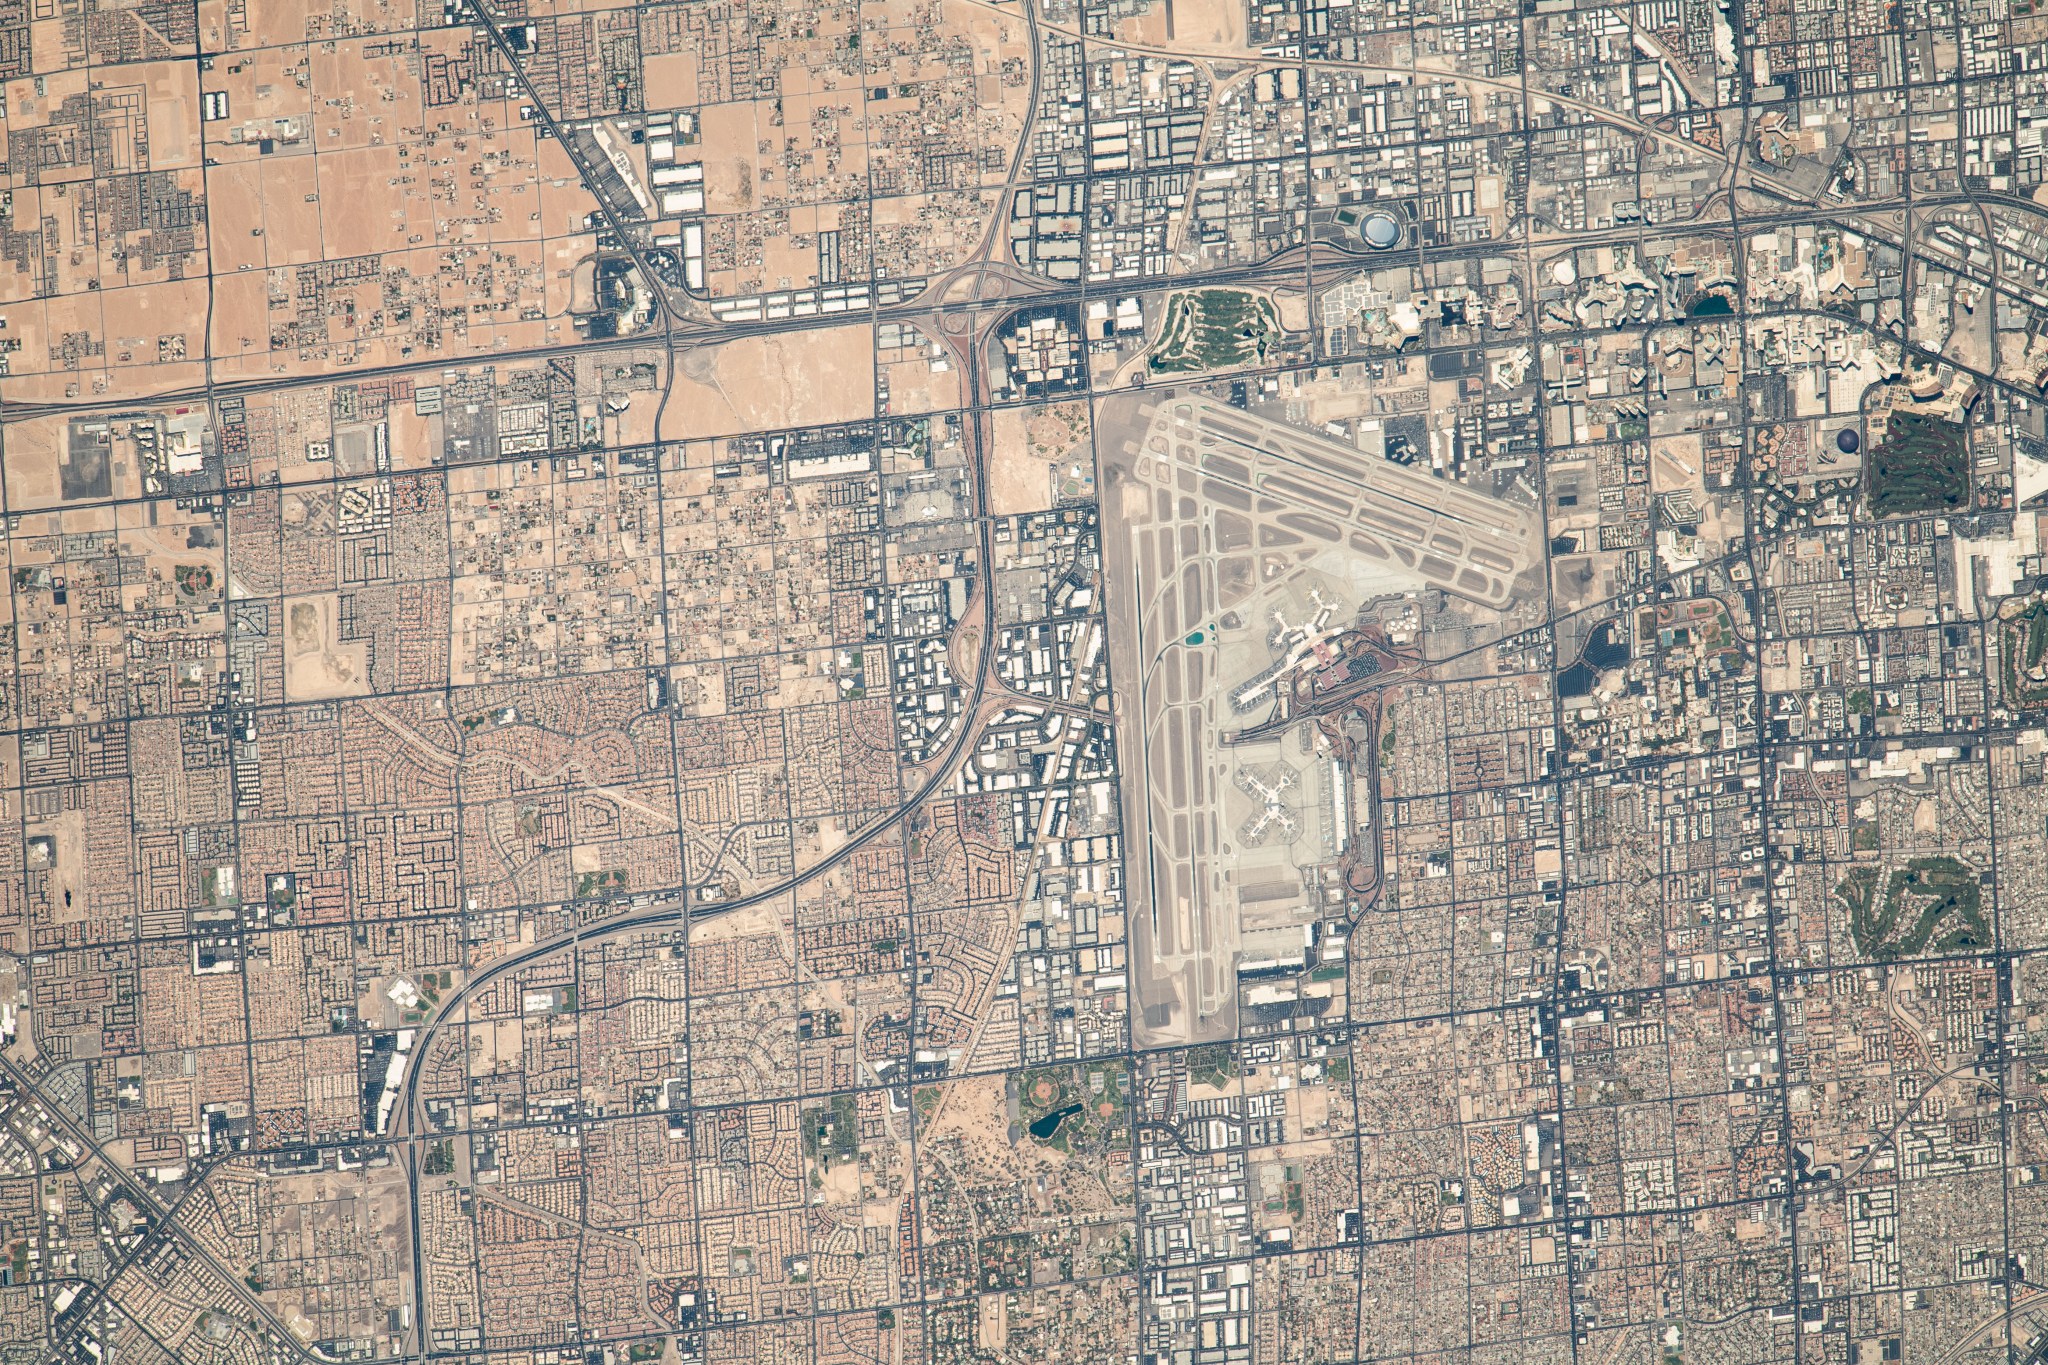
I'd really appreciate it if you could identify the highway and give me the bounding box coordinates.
[390,187,1015,1365]
[11,192,2029,431]
[8,1043,340,1365]
[11,7,2048,1350]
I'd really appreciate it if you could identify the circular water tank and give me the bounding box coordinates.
[1361,212,1401,249]
[1836,427,1860,455]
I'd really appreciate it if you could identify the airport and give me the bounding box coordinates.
[1103,394,1544,1046]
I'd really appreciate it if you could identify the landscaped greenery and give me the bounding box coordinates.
[801,1092,860,1165]
[422,1139,456,1175]
[914,1086,942,1124]
[1017,1062,1129,1153]
[1867,408,1969,516]
[1837,855,1989,960]
[1149,289,1282,372]
[1186,1043,1236,1091]
[574,868,627,899]
[2000,597,2048,709]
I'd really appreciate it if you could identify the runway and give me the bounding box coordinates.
[1103,393,1542,1047]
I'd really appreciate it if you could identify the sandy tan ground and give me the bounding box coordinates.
[698,103,762,214]
[1117,0,1250,53]
[988,402,1091,515]
[0,415,74,510]
[283,593,371,700]
[664,327,876,440]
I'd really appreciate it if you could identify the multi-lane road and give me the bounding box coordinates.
[14,190,2039,430]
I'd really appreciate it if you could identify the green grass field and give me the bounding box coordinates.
[1867,409,1968,517]
[1149,289,1282,373]
[1838,855,1988,959]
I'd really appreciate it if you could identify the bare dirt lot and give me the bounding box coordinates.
[989,401,1094,515]
[664,327,877,440]
[283,593,371,700]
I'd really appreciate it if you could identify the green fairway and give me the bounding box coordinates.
[1149,289,1282,372]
